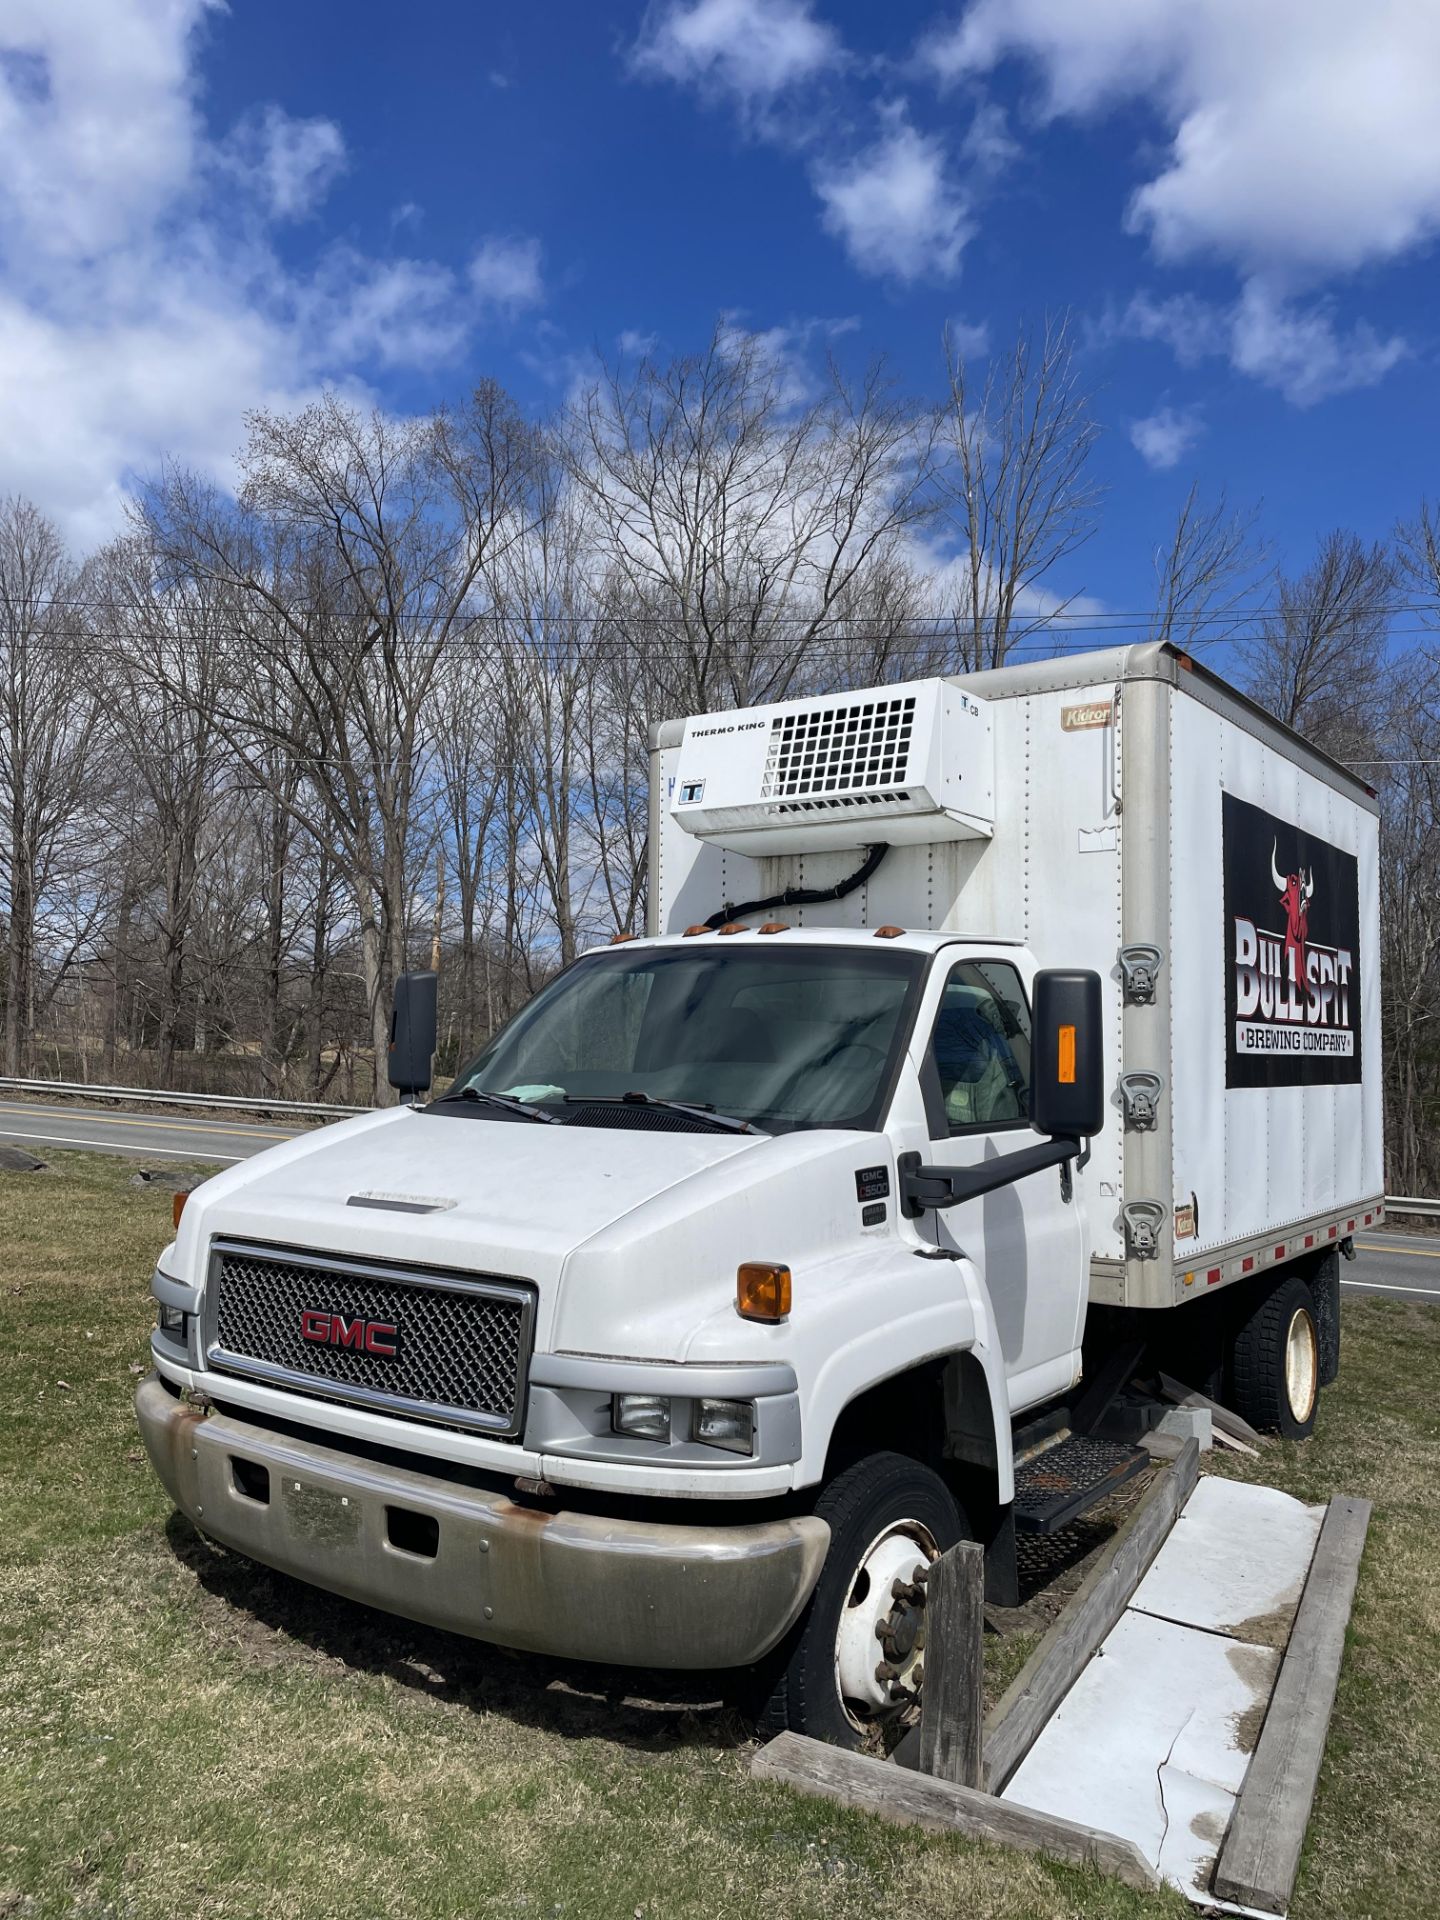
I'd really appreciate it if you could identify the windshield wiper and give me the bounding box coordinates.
[564,1092,761,1135]
[439,1087,558,1124]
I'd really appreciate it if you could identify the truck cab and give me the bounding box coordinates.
[138,647,1376,1748]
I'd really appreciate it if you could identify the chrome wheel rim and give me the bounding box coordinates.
[1285,1307,1318,1423]
[832,1520,939,1729]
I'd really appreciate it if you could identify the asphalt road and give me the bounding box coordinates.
[1344,1227,1440,1305]
[3,1096,1438,1305]
[0,1098,308,1165]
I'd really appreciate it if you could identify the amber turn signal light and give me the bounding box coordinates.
[173,1191,189,1230]
[737,1261,791,1322]
[1057,1024,1077,1084]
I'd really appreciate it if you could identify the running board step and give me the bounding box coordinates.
[1012,1435,1149,1535]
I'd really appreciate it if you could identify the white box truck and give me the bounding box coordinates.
[138,641,1382,1749]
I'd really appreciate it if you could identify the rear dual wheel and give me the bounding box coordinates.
[758,1451,966,1750]
[1230,1274,1320,1439]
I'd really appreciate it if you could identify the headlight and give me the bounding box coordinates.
[693,1397,755,1455]
[155,1303,188,1343]
[612,1393,671,1442]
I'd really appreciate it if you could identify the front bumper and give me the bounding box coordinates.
[135,1375,829,1670]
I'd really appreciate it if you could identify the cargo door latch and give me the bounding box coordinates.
[1119,944,1163,1005]
[1121,1200,1166,1260]
[1118,1071,1164,1131]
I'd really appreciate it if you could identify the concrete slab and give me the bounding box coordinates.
[1130,1477,1324,1646]
[1003,1608,1279,1902]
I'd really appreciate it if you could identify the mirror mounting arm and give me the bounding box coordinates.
[898,1138,1083,1220]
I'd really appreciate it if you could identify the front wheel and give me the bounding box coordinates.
[1230,1274,1320,1439]
[757,1451,966,1749]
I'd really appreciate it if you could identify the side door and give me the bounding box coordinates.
[916,956,1087,1412]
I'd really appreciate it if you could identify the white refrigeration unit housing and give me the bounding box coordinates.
[649,644,1384,1312]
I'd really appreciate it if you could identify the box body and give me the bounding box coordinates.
[649,643,1383,1309]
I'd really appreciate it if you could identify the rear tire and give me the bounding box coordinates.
[1230,1274,1320,1439]
[757,1451,966,1750]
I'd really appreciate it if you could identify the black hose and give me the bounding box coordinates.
[704,842,889,930]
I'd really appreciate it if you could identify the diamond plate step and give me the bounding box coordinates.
[1013,1434,1149,1535]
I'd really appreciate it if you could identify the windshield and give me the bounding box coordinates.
[445,943,926,1134]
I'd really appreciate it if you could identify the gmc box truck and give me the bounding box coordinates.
[138,641,1382,1748]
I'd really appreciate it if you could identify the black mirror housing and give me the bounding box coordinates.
[388,972,438,1097]
[1031,969,1105,1140]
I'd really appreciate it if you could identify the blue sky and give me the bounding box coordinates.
[3,0,1439,630]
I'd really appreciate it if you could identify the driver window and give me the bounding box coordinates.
[926,960,1032,1135]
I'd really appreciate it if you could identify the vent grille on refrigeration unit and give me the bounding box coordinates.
[760,696,916,811]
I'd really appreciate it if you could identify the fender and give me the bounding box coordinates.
[791,1249,1015,1502]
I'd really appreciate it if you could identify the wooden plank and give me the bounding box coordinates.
[752,1732,1160,1892]
[982,1437,1200,1794]
[1156,1371,1268,1450]
[1212,1496,1371,1915]
[918,1539,985,1787]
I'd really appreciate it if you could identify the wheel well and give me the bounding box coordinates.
[823,1360,949,1481]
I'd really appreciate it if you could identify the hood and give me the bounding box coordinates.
[178,1106,893,1362]
[183,1105,758,1288]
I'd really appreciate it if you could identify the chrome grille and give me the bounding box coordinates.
[206,1240,533,1436]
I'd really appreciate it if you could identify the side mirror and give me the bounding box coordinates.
[1030,969,1105,1140]
[388,972,438,1098]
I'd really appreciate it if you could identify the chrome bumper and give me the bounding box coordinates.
[135,1375,828,1669]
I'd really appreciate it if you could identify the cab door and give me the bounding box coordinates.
[915,955,1087,1412]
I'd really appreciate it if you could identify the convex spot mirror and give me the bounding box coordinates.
[1030,969,1104,1140]
[388,971,438,1097]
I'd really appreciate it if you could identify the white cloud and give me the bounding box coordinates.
[617,328,659,356]
[633,0,840,103]
[223,104,346,220]
[1227,285,1407,407]
[469,235,544,313]
[924,0,1440,282]
[0,0,212,264]
[813,107,971,282]
[1122,285,1407,408]
[1129,405,1203,470]
[0,1,544,545]
[958,101,1017,177]
[946,316,990,360]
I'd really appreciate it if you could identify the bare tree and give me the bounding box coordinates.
[566,324,937,720]
[89,537,231,1080]
[1240,531,1393,762]
[144,387,537,1098]
[0,498,103,1075]
[1150,484,1266,653]
[936,315,1103,670]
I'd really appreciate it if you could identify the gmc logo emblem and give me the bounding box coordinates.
[301,1309,399,1358]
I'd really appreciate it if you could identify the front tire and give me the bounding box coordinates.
[757,1451,965,1749]
[1230,1274,1320,1439]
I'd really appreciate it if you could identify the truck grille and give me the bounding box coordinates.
[206,1240,534,1436]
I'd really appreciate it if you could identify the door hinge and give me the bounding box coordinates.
[1119,944,1163,1005]
[1118,1071,1165,1131]
[1122,1200,1166,1260]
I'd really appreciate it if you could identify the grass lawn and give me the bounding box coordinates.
[2,1152,1436,1919]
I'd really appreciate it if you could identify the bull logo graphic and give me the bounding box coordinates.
[1270,841,1315,987]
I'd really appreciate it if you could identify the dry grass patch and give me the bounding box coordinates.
[1,1152,1434,1917]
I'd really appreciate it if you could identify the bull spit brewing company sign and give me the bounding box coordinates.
[1223,792,1362,1087]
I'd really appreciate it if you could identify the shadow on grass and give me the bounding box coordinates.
[163,1510,760,1754]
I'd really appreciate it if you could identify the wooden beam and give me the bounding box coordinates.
[918,1538,984,1787]
[982,1437,1200,1794]
[1212,1495,1371,1915]
[752,1732,1160,1892]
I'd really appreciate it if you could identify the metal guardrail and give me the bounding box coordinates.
[3,1077,1440,1215]
[1382,1195,1440,1220]
[0,1076,367,1121]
